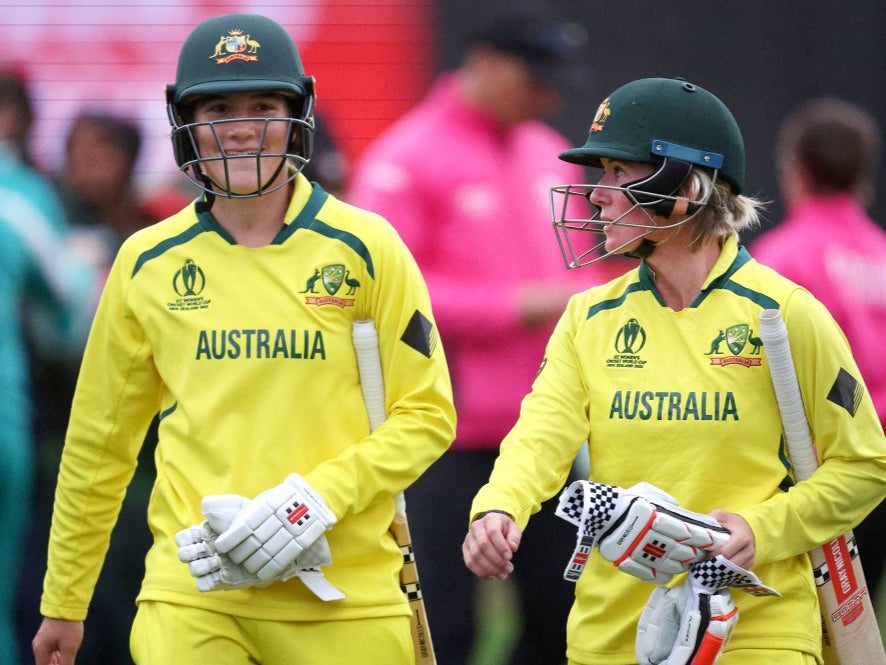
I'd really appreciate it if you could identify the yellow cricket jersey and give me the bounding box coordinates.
[41,175,456,622]
[471,236,886,664]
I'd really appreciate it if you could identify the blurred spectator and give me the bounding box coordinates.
[0,68,98,665]
[348,5,604,664]
[16,109,160,665]
[0,67,35,167]
[303,115,349,197]
[54,111,158,274]
[751,96,886,595]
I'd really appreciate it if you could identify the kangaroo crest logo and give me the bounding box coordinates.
[210,28,260,64]
[302,265,358,308]
[707,323,762,367]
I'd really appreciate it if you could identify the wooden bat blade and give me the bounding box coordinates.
[812,531,885,664]
[759,309,886,663]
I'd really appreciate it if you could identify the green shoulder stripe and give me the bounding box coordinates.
[281,186,376,279]
[587,281,649,319]
[132,222,206,277]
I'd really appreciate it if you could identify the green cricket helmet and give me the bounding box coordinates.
[551,77,745,268]
[166,13,316,198]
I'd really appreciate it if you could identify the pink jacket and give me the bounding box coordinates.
[349,75,605,449]
[751,194,886,427]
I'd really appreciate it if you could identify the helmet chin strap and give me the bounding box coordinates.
[195,173,216,212]
[625,238,657,259]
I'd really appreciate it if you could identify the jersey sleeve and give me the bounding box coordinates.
[304,213,456,518]
[742,289,886,565]
[469,294,589,528]
[40,243,162,620]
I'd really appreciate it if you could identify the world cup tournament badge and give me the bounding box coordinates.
[605,318,648,368]
[210,28,260,64]
[168,258,211,311]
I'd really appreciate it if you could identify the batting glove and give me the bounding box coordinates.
[175,494,344,599]
[213,474,337,581]
[635,556,780,665]
[636,581,737,665]
[555,481,730,584]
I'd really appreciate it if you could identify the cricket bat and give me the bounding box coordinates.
[352,320,437,664]
[759,308,886,664]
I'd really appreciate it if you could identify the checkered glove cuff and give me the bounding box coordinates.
[689,556,781,597]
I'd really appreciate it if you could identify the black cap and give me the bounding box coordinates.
[468,6,589,92]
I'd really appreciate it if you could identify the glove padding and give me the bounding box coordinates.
[556,481,729,583]
[213,473,337,581]
[636,556,780,665]
[176,493,343,600]
[636,581,737,665]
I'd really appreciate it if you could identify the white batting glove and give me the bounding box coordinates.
[636,582,737,665]
[175,494,344,599]
[556,481,730,584]
[213,474,337,581]
[635,555,779,665]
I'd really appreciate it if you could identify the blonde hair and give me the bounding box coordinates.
[684,169,766,251]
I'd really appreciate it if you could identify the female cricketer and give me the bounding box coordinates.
[32,13,455,665]
[462,77,886,664]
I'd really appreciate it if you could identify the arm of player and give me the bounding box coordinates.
[463,511,522,581]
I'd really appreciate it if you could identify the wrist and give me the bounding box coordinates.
[473,509,513,522]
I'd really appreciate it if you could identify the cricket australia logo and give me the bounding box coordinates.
[705,323,762,367]
[301,264,358,308]
[590,98,611,133]
[210,28,260,64]
[606,318,648,369]
[168,258,211,311]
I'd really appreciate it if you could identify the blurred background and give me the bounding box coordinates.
[5,1,886,664]
[8,0,886,231]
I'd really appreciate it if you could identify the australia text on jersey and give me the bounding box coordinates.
[195,328,326,360]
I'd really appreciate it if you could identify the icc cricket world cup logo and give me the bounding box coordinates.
[615,318,646,354]
[173,259,206,297]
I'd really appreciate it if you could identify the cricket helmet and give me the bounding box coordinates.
[166,13,316,197]
[551,77,745,267]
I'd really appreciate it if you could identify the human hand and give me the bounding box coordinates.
[32,617,84,665]
[710,509,755,569]
[462,511,522,580]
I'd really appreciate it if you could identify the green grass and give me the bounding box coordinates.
[469,579,520,665]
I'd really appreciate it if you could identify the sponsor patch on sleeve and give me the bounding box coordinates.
[826,367,864,416]
[400,310,437,358]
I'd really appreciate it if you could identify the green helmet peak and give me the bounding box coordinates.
[559,77,746,193]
